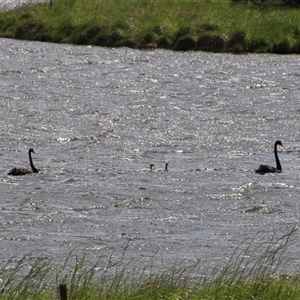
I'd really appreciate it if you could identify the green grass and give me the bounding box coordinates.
[0,0,300,52]
[0,227,299,299]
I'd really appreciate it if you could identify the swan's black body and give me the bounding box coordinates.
[255,141,283,174]
[8,148,38,176]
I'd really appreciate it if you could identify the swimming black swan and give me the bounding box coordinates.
[156,163,169,172]
[8,148,39,176]
[255,141,283,174]
[140,164,155,171]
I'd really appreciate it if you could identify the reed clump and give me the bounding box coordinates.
[0,0,300,53]
[0,227,299,299]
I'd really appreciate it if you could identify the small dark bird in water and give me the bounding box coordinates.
[255,141,283,174]
[140,164,155,171]
[8,148,39,176]
[156,163,169,172]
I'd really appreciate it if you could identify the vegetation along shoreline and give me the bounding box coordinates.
[1,0,300,53]
[1,227,300,299]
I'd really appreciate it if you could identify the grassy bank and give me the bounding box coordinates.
[0,227,300,299]
[0,0,300,53]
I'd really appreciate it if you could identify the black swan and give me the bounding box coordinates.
[156,163,169,172]
[140,164,155,171]
[255,141,283,174]
[8,148,39,176]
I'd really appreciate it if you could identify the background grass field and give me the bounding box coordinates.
[1,0,300,52]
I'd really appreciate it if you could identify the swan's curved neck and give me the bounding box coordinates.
[274,143,282,171]
[29,151,38,173]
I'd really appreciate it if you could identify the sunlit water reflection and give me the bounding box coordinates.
[1,38,300,274]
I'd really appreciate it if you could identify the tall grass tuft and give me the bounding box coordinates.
[0,226,299,299]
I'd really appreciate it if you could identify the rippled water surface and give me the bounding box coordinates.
[1,38,300,273]
[0,0,43,11]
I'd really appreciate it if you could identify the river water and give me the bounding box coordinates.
[0,0,46,11]
[1,37,300,275]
